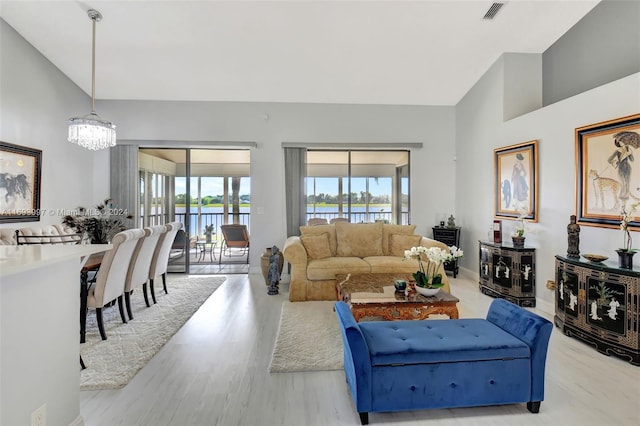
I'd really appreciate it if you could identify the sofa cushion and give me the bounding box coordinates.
[300,224,337,256]
[335,221,383,258]
[358,319,531,366]
[0,229,17,245]
[306,257,371,281]
[389,234,422,257]
[300,233,332,260]
[364,256,420,274]
[382,224,417,255]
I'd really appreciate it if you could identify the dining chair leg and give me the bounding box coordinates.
[125,291,134,321]
[80,355,86,370]
[96,308,107,340]
[150,278,157,304]
[117,295,127,324]
[162,273,168,294]
[142,283,151,307]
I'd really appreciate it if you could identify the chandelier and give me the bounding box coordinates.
[68,9,116,150]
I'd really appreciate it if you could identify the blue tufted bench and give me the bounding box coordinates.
[334,298,553,425]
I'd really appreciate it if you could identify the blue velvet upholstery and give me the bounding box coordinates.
[334,299,553,424]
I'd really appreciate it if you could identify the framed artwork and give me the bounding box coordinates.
[0,142,42,223]
[494,140,538,222]
[576,113,640,229]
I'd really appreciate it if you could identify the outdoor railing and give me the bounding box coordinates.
[142,212,251,237]
[305,211,409,225]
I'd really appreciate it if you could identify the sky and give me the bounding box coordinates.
[175,177,251,198]
[307,177,394,196]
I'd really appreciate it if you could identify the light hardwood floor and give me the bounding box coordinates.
[80,271,639,426]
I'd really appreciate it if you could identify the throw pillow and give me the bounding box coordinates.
[335,221,383,257]
[299,224,337,256]
[382,224,417,255]
[300,233,332,260]
[389,233,422,257]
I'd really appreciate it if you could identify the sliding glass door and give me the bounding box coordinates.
[138,148,250,274]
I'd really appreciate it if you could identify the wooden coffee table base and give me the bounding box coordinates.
[336,273,460,322]
[350,303,459,322]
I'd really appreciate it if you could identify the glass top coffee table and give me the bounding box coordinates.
[336,273,460,321]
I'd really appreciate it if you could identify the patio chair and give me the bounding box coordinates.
[330,217,349,223]
[169,228,188,263]
[308,218,328,226]
[219,224,250,265]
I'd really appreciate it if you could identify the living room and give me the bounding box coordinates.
[1,1,639,425]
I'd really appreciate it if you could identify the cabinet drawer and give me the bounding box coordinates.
[432,228,459,246]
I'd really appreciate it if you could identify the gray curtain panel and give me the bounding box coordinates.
[284,147,307,237]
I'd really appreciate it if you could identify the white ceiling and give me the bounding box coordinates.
[0,0,599,106]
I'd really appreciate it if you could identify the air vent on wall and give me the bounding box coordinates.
[483,2,505,20]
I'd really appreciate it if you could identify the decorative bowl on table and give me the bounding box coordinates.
[582,254,608,263]
[415,286,440,297]
[394,279,407,291]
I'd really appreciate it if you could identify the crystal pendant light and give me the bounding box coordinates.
[68,9,116,150]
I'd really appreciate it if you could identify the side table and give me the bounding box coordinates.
[432,226,461,277]
[196,240,218,262]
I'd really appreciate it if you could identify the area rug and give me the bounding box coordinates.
[269,301,343,373]
[80,275,226,390]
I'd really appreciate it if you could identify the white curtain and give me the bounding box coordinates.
[284,147,307,236]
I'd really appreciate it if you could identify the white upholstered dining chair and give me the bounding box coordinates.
[124,225,166,320]
[148,222,183,304]
[86,228,145,340]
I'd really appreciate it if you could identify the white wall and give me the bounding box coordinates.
[98,100,456,271]
[0,20,103,229]
[2,17,457,271]
[456,48,640,309]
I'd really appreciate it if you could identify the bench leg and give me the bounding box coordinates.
[358,412,369,425]
[527,401,541,413]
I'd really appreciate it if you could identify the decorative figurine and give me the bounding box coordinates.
[267,245,281,295]
[608,297,620,320]
[567,215,580,259]
[447,215,456,228]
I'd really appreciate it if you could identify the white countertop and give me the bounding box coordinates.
[0,244,112,277]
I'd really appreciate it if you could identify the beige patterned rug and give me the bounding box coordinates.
[80,275,226,390]
[269,301,343,373]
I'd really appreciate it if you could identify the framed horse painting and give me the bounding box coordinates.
[576,114,640,229]
[0,142,42,223]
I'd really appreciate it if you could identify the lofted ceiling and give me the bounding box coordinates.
[1,0,599,106]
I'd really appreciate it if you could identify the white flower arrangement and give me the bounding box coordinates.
[620,202,640,252]
[512,206,530,237]
[403,245,464,288]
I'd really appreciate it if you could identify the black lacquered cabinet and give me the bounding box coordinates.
[478,241,536,307]
[555,255,639,366]
[432,226,461,277]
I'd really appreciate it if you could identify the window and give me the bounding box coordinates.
[305,150,410,224]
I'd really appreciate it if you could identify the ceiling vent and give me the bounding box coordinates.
[483,2,505,20]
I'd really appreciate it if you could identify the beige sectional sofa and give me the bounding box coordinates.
[283,221,451,302]
[0,224,80,245]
